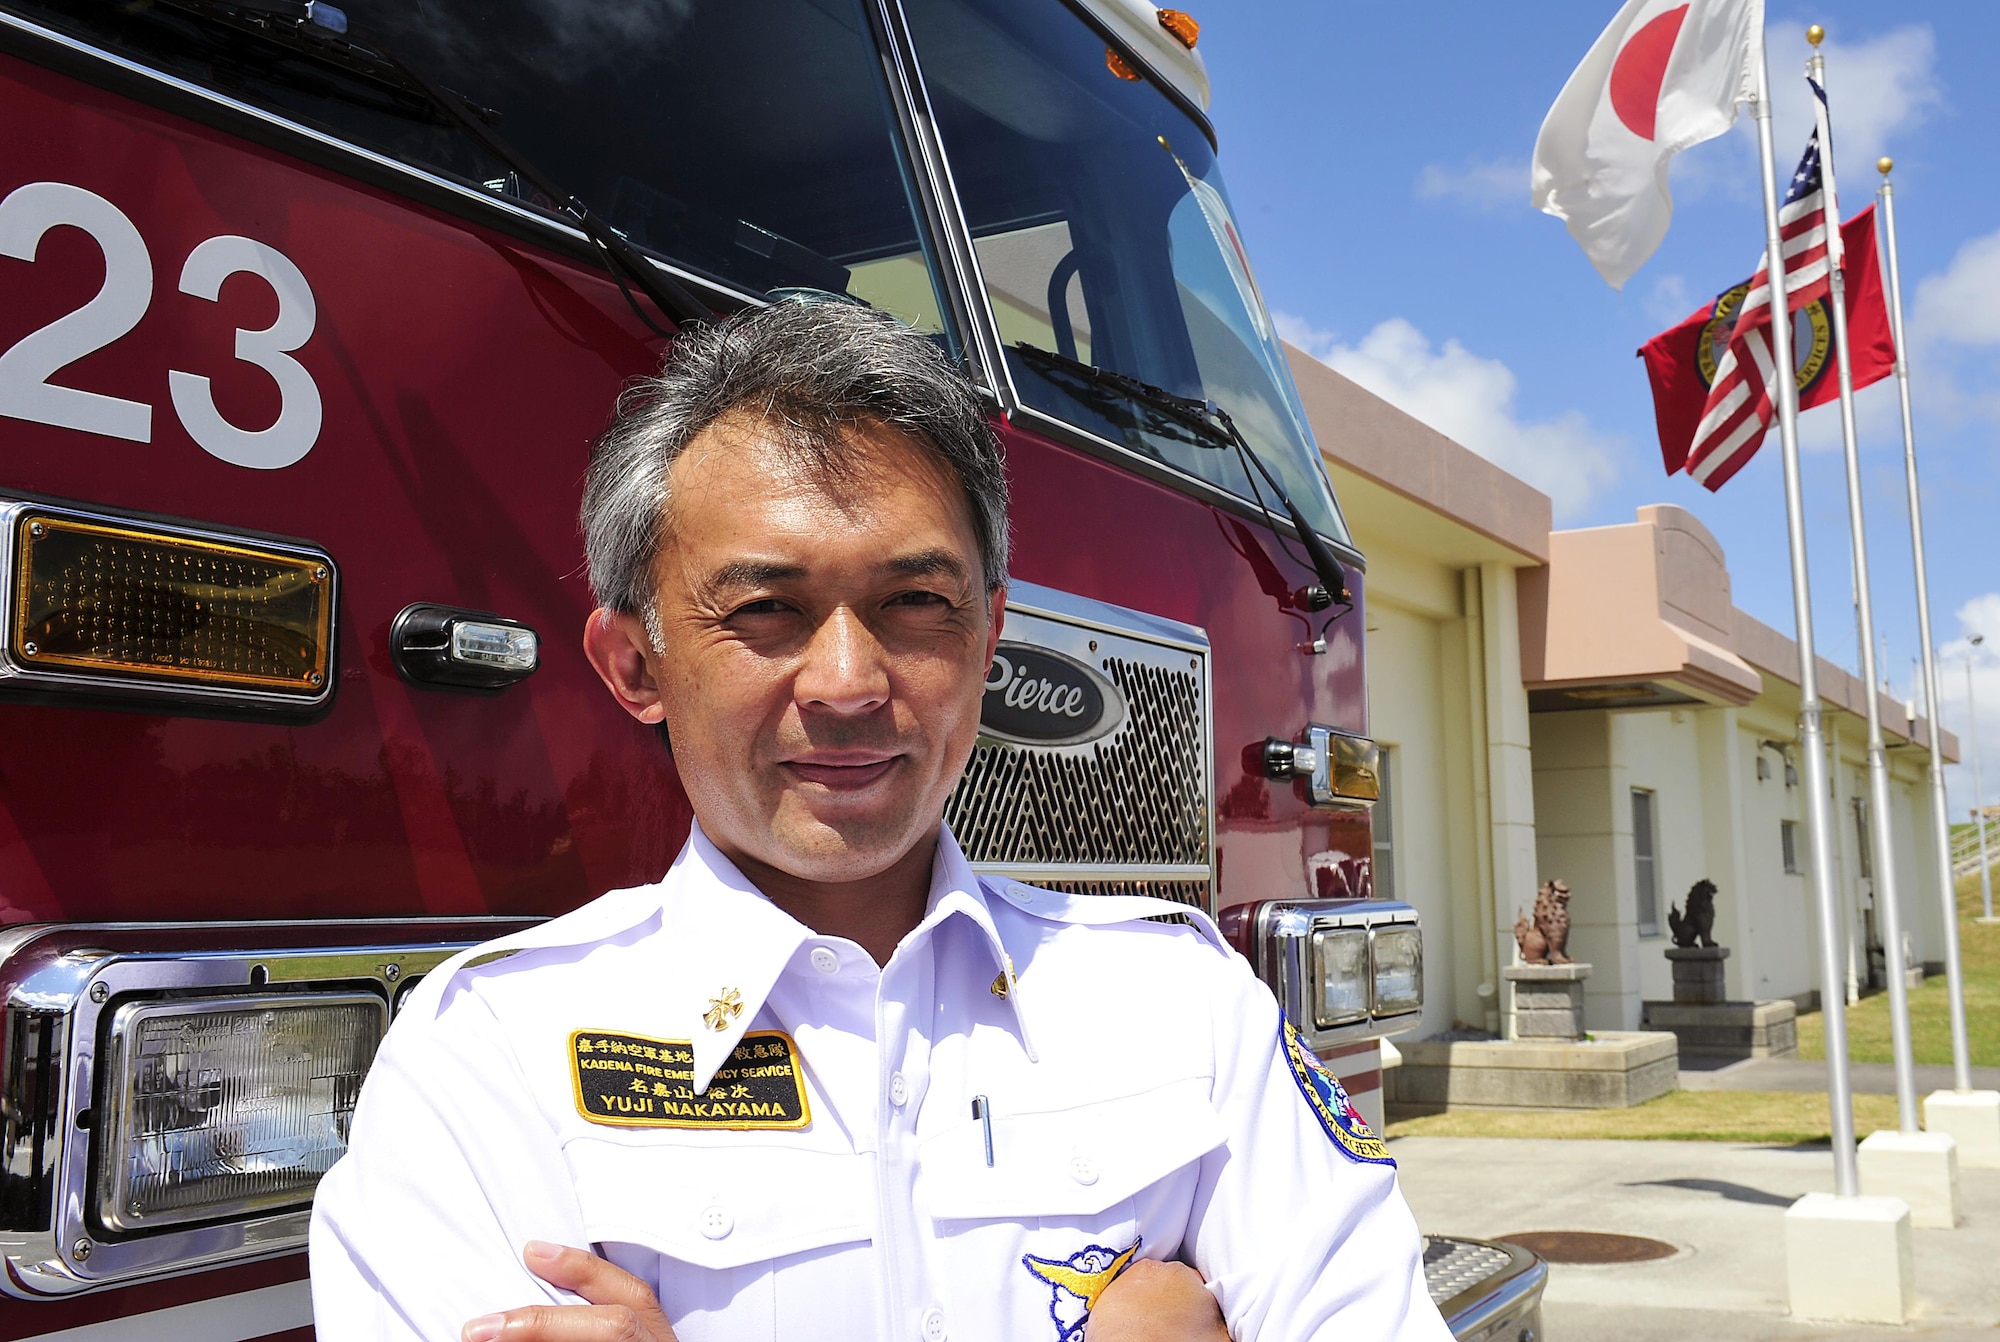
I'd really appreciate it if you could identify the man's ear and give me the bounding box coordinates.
[985,583,1006,662]
[582,607,668,724]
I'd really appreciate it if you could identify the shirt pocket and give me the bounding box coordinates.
[566,1138,874,1269]
[920,1074,1225,1222]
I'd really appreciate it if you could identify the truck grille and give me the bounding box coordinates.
[946,582,1212,911]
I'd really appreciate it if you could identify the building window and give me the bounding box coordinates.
[1632,788,1660,937]
[1781,819,1801,875]
[1372,747,1395,902]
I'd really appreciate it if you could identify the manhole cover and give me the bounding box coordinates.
[1497,1231,1677,1264]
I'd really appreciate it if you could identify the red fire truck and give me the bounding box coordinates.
[0,0,1542,1337]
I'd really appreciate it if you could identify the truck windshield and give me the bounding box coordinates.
[12,0,953,335]
[903,0,1348,545]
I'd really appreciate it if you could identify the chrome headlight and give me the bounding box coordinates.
[1370,924,1424,1020]
[97,993,385,1232]
[1310,927,1370,1028]
[0,927,518,1299]
[1225,899,1424,1050]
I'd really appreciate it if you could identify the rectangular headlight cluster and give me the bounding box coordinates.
[1310,921,1424,1031]
[96,994,385,1232]
[1225,899,1428,1050]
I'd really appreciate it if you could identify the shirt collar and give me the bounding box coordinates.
[667,824,815,1094]
[674,822,1038,1091]
[447,820,1037,1092]
[918,827,1039,1062]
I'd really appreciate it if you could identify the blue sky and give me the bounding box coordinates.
[1195,0,2000,816]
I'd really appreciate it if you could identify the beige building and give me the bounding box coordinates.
[1288,347,1957,1042]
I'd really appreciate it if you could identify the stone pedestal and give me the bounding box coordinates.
[1924,1089,2000,1169]
[1503,962,1590,1041]
[1641,998,1798,1059]
[1384,1033,1679,1111]
[1666,944,1729,1004]
[1784,1193,1914,1324]
[1859,1129,1961,1228]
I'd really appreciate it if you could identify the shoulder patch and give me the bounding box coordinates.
[1282,1020,1393,1166]
[570,1029,810,1130]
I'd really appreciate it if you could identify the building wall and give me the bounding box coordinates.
[1730,706,1816,1004]
[1365,579,1457,1040]
[1528,694,1946,1028]
[1357,543,1536,1041]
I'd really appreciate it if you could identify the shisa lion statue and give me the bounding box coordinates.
[1668,878,1719,949]
[1513,879,1573,965]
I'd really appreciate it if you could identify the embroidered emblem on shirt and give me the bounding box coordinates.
[570,1029,809,1130]
[1282,1019,1393,1166]
[1022,1238,1141,1342]
[990,953,1016,1000]
[702,988,744,1032]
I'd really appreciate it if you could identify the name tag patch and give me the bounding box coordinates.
[570,1029,810,1130]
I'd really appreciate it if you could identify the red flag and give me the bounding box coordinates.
[1639,204,1894,481]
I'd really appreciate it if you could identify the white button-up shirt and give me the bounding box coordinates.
[309,825,1449,1342]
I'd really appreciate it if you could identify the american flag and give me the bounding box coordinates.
[1684,107,1836,490]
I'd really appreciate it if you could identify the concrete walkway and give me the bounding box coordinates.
[1678,1056,2000,1095]
[1394,1135,2000,1340]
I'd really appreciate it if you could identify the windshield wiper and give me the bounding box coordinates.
[164,0,710,333]
[1013,344,1350,618]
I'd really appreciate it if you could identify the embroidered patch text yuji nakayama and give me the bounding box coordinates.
[570,1028,809,1130]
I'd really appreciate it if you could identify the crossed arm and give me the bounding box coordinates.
[460,1241,1231,1342]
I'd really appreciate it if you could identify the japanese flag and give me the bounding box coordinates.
[1532,0,1764,289]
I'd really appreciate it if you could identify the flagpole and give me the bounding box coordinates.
[1878,157,1976,1094]
[1753,33,1858,1195]
[1808,28,1921,1136]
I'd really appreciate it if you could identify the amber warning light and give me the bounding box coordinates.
[5,504,335,710]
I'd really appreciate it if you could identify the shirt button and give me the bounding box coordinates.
[889,1072,909,1106]
[920,1306,948,1342]
[698,1204,733,1239]
[1069,1154,1100,1186]
[809,946,840,975]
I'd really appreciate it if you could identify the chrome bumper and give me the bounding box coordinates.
[1425,1235,1547,1342]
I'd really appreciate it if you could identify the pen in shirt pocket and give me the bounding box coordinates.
[971,1094,994,1167]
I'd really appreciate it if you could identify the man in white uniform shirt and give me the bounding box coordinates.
[308,300,1450,1342]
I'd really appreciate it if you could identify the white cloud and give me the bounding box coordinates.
[1415,157,1531,213]
[1280,313,1619,518]
[1273,311,1335,351]
[1695,23,1942,200]
[1913,230,2000,349]
[1889,226,2000,434]
[1769,23,1942,168]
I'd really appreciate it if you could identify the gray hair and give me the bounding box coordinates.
[581,300,1009,627]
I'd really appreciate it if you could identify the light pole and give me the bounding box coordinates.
[1971,635,1994,922]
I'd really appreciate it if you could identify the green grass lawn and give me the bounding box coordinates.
[1796,874,2000,1067]
[1387,1090,1900,1143]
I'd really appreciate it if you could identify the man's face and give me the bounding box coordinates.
[591,412,1002,886]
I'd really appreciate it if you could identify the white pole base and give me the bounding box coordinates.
[1924,1088,2000,1168]
[1785,1192,1915,1323]
[1858,1128,1960,1227]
